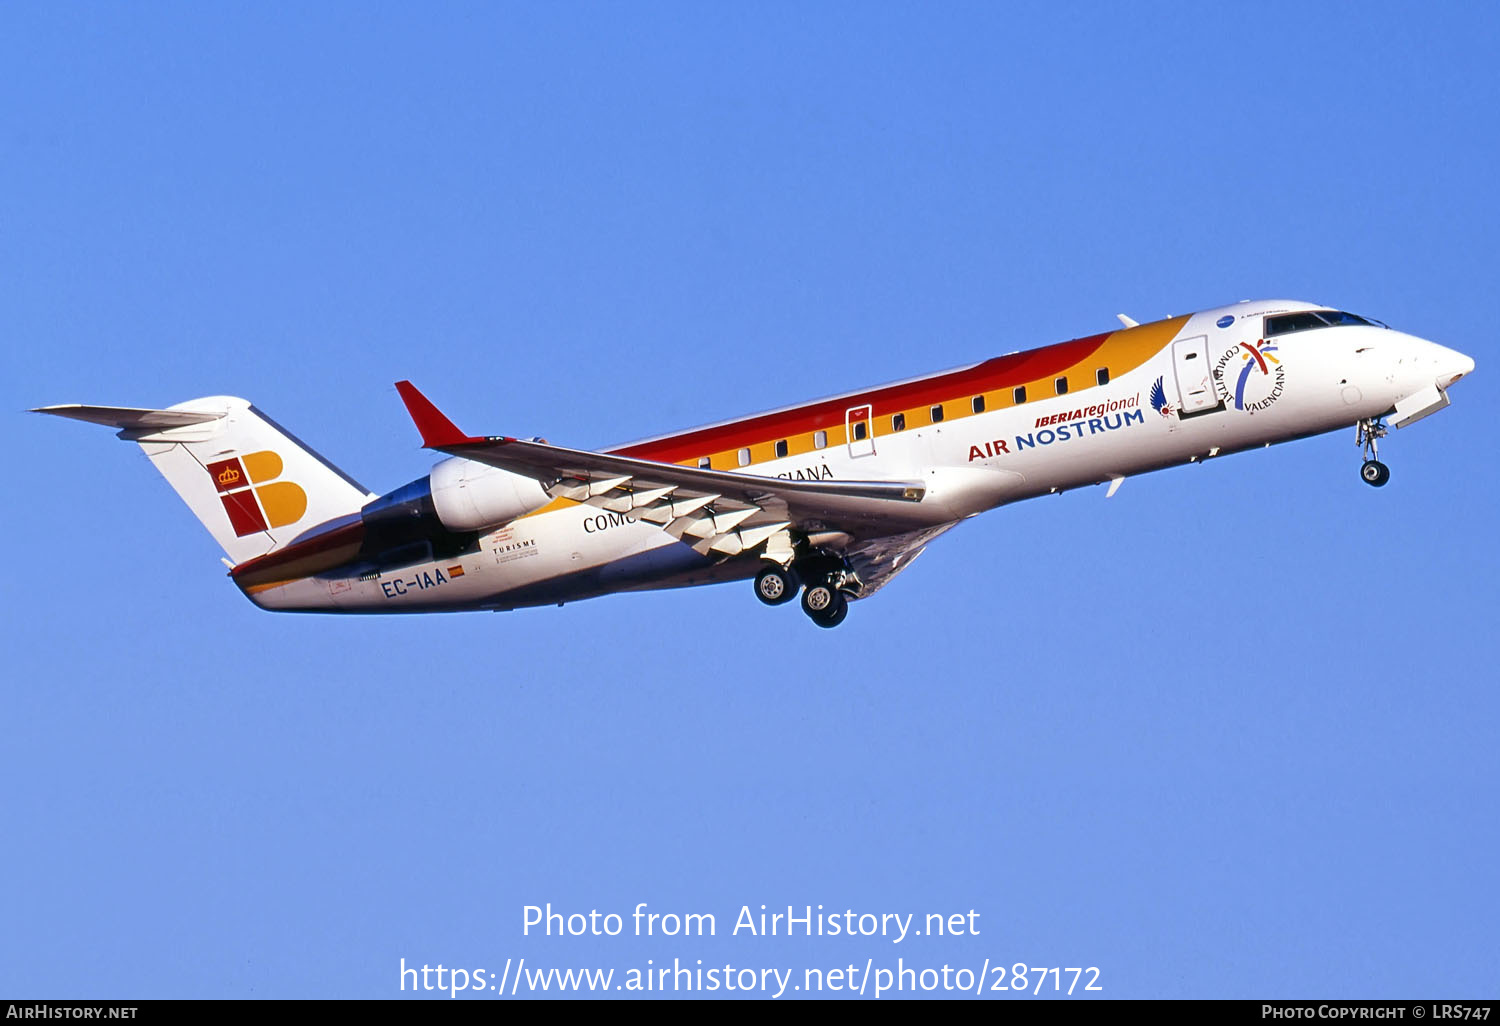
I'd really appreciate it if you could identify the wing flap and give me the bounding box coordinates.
[394,380,945,560]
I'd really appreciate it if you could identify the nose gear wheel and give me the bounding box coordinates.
[1356,418,1390,487]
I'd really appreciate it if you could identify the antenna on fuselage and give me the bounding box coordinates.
[1116,314,1139,328]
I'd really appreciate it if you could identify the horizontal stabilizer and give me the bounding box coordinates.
[33,395,371,564]
[31,404,225,430]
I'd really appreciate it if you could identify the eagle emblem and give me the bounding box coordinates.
[1149,376,1173,417]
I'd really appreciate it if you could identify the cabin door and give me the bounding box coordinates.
[845,404,875,458]
[1171,335,1219,414]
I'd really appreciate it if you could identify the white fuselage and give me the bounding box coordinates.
[247,300,1473,614]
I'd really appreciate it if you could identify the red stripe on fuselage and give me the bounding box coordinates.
[609,332,1109,464]
[229,519,365,587]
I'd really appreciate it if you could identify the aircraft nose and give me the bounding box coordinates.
[1434,345,1475,389]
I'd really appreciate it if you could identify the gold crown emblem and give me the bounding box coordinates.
[218,467,241,485]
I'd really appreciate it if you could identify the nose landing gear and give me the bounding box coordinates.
[1359,460,1390,487]
[1356,417,1390,487]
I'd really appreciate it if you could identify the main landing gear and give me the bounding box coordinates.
[1356,417,1391,487]
[800,579,849,629]
[752,557,857,628]
[753,563,801,606]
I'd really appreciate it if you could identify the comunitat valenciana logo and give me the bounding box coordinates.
[205,451,307,537]
[1214,339,1285,413]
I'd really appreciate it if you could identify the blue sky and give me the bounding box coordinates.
[3,1,1496,999]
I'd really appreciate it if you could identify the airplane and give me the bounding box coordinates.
[34,299,1474,628]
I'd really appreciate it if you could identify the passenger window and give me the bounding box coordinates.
[813,430,827,449]
[1056,376,1069,395]
[971,395,985,414]
[892,412,906,431]
[1013,386,1027,404]
[930,404,944,422]
[698,456,711,469]
[853,421,867,441]
[774,440,788,459]
[1096,367,1109,385]
[737,448,751,467]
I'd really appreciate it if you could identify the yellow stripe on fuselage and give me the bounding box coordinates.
[681,316,1188,471]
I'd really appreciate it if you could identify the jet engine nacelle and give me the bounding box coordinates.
[429,456,551,532]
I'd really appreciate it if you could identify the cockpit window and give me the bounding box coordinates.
[1265,309,1376,336]
[1265,312,1330,335]
[1317,310,1374,328]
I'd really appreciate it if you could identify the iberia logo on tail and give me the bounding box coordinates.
[205,451,308,537]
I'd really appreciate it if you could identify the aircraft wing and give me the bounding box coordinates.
[840,522,962,598]
[395,381,937,558]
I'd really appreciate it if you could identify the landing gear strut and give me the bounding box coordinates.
[1356,418,1390,487]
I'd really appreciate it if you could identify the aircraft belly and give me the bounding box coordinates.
[487,537,716,610]
[243,575,341,612]
[291,506,705,613]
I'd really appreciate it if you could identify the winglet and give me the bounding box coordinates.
[394,380,477,448]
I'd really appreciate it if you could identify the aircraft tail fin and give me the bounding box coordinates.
[33,397,375,565]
